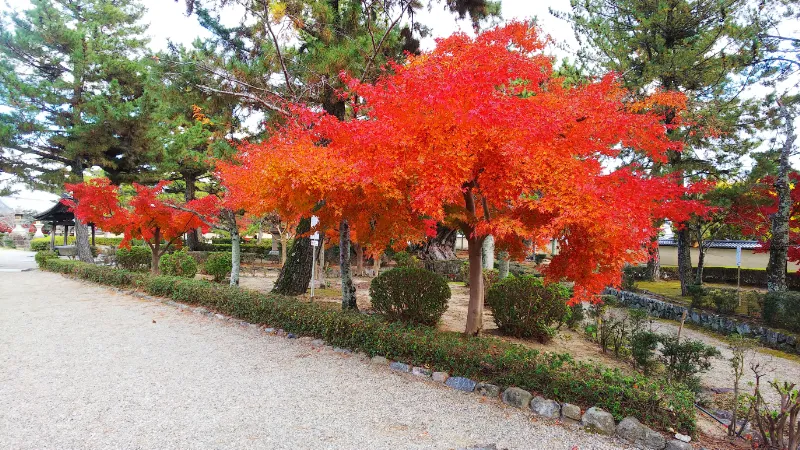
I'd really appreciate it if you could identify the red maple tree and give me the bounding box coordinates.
[220,23,705,334]
[64,178,219,274]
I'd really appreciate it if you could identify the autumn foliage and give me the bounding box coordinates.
[64,178,219,274]
[220,23,702,334]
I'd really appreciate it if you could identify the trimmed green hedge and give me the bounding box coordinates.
[197,243,276,256]
[40,259,696,434]
[648,265,800,289]
[30,236,125,251]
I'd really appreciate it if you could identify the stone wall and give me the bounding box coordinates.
[604,288,800,355]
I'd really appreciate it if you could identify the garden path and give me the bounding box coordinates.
[0,270,634,450]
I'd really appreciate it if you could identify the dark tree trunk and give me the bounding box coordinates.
[150,227,161,275]
[465,234,485,335]
[767,102,796,292]
[340,219,357,310]
[354,242,364,276]
[419,224,458,260]
[677,227,693,295]
[184,173,200,251]
[272,217,313,295]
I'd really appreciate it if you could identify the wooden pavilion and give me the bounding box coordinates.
[33,197,95,250]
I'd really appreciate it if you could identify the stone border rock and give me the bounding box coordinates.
[605,287,800,355]
[114,287,677,449]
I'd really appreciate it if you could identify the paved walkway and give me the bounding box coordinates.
[0,249,36,272]
[0,271,634,450]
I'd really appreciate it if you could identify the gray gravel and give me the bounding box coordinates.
[0,271,635,450]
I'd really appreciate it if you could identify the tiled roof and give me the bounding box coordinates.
[658,239,761,249]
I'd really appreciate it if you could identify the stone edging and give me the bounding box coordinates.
[113,286,690,450]
[604,288,800,355]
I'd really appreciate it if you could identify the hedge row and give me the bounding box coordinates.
[30,236,127,251]
[196,243,278,256]
[40,259,696,433]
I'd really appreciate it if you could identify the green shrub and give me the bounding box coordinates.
[40,260,699,434]
[659,336,721,392]
[686,284,710,310]
[630,330,660,375]
[158,251,198,278]
[204,252,232,282]
[392,251,422,268]
[35,250,59,267]
[483,268,500,293]
[30,236,124,250]
[622,265,639,291]
[763,291,800,333]
[566,302,585,330]
[30,239,50,251]
[486,275,570,342]
[708,288,738,315]
[369,267,450,326]
[116,246,152,271]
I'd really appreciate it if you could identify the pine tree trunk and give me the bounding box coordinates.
[498,251,509,278]
[272,217,313,295]
[340,219,357,310]
[230,226,240,286]
[184,173,200,251]
[74,218,94,263]
[767,102,796,292]
[482,235,495,269]
[419,224,458,260]
[677,227,693,295]
[466,235,485,335]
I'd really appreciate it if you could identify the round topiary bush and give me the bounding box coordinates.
[204,252,232,283]
[116,246,152,271]
[35,250,59,268]
[158,250,198,278]
[486,275,570,342]
[369,267,450,326]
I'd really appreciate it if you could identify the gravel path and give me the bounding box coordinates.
[1,271,634,450]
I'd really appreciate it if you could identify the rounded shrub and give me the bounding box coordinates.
[116,246,152,271]
[763,291,800,332]
[392,250,422,268]
[158,250,198,278]
[204,252,232,283]
[486,275,570,342]
[35,250,59,267]
[369,267,450,326]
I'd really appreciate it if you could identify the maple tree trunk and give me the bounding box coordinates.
[340,219,357,310]
[354,243,364,276]
[677,227,693,296]
[767,102,795,293]
[466,235,485,335]
[184,173,200,251]
[151,228,161,275]
[272,217,313,295]
[230,225,240,287]
[373,251,382,277]
[74,218,94,263]
[498,251,509,278]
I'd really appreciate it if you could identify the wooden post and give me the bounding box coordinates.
[91,223,95,246]
[64,225,69,245]
[50,222,56,250]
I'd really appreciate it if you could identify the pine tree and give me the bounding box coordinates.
[563,0,762,294]
[0,0,156,261]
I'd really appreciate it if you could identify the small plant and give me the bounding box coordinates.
[204,252,232,282]
[116,246,151,272]
[566,302,585,330]
[743,290,764,318]
[486,275,570,342]
[369,267,450,326]
[34,250,59,267]
[392,250,422,269]
[686,284,708,310]
[630,330,661,374]
[749,362,800,450]
[708,288,738,315]
[727,335,755,438]
[483,268,500,294]
[763,291,800,332]
[659,336,720,392]
[621,265,639,291]
[158,251,198,278]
